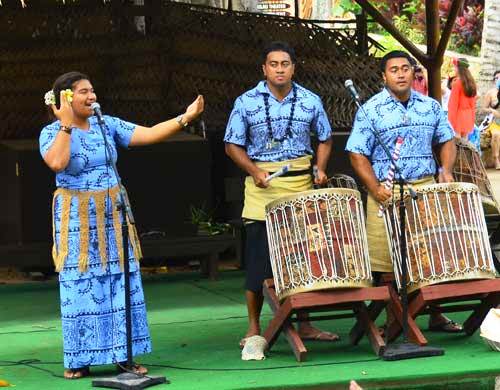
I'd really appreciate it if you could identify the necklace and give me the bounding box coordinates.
[263,85,297,150]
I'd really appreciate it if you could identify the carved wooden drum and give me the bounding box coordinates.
[383,183,497,293]
[454,138,499,215]
[265,188,372,300]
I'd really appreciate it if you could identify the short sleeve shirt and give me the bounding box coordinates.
[224,81,332,162]
[345,88,454,181]
[39,115,136,190]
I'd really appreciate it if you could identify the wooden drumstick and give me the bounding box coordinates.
[378,136,404,217]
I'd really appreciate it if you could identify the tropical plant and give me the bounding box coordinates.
[362,0,485,56]
[189,204,230,236]
[449,3,484,55]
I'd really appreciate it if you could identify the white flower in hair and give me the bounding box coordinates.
[44,90,56,106]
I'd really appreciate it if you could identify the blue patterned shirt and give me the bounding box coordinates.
[224,81,332,162]
[345,88,454,181]
[39,115,136,190]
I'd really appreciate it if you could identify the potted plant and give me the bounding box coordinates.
[189,204,230,236]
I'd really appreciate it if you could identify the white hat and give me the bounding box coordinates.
[480,308,500,351]
[241,335,267,361]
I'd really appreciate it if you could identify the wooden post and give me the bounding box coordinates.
[425,0,442,101]
[355,10,368,55]
[294,0,299,19]
[227,0,232,11]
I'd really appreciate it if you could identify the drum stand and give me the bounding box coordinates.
[262,279,390,362]
[383,213,500,346]
[379,177,444,360]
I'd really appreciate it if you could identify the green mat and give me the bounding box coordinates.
[0,271,499,390]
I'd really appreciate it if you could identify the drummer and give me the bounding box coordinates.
[224,41,335,348]
[345,50,462,332]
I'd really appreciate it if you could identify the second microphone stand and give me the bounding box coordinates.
[353,97,444,361]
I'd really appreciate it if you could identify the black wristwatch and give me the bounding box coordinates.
[60,125,72,134]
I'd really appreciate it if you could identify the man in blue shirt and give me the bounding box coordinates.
[346,50,461,332]
[225,41,336,348]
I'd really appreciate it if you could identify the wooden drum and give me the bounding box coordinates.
[454,138,499,215]
[265,188,372,300]
[383,183,497,293]
[326,174,358,191]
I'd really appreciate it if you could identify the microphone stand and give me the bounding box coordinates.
[91,114,168,389]
[351,97,444,361]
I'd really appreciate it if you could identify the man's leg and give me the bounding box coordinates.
[492,132,500,169]
[244,290,264,339]
[240,220,269,347]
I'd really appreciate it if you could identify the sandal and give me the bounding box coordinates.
[428,319,463,333]
[299,330,340,342]
[64,366,90,379]
[116,362,148,375]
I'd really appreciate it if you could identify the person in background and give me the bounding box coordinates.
[448,57,477,139]
[441,72,455,115]
[481,70,500,169]
[412,65,428,95]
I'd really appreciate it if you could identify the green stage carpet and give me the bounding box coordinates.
[0,271,498,389]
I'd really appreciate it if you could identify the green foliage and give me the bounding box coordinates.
[392,14,425,44]
[364,0,484,56]
[189,204,230,236]
[332,0,362,17]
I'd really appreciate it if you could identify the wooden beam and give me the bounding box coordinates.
[354,0,428,65]
[426,0,442,100]
[436,0,465,59]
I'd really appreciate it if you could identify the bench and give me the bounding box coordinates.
[141,233,238,280]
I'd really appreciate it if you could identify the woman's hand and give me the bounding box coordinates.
[183,95,205,124]
[51,90,74,127]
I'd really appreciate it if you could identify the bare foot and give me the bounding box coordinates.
[240,324,261,349]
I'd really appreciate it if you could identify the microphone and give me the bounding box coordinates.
[344,79,361,102]
[90,102,104,124]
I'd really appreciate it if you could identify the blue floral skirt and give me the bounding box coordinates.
[60,271,152,369]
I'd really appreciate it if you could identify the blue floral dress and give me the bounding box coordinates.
[39,116,152,369]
